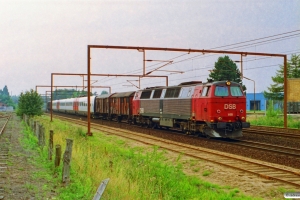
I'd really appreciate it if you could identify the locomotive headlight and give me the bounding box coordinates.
[240,109,243,113]
[241,117,245,121]
[216,109,221,113]
[226,81,231,86]
[218,117,222,121]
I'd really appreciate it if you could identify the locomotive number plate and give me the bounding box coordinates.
[224,104,236,109]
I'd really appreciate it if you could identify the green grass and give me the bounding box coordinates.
[22,115,261,200]
[248,106,300,128]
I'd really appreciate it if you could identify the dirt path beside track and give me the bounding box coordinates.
[1,114,56,200]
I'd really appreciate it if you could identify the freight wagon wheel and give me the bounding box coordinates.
[131,118,136,125]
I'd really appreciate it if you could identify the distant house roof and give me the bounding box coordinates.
[0,102,7,107]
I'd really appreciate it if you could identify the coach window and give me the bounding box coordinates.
[215,86,229,96]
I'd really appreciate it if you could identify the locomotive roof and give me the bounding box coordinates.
[178,81,202,86]
[139,81,240,91]
[210,81,240,85]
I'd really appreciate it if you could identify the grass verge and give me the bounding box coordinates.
[22,115,260,199]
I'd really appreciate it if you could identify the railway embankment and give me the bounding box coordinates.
[42,113,300,199]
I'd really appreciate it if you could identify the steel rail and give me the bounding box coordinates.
[227,139,300,157]
[0,115,10,136]
[250,125,300,133]
[0,115,11,200]
[243,129,300,139]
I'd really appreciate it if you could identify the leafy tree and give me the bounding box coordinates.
[2,85,9,96]
[101,90,108,95]
[208,55,246,91]
[0,85,16,109]
[264,54,300,100]
[51,89,92,100]
[16,89,44,117]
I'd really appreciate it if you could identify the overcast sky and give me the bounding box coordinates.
[0,0,299,96]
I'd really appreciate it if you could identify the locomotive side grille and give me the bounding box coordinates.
[140,100,160,113]
[163,99,191,115]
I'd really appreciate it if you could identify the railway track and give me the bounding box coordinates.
[225,139,300,158]
[49,114,300,188]
[246,125,300,139]
[0,114,11,200]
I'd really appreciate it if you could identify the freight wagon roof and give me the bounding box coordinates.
[111,91,135,98]
[96,94,111,99]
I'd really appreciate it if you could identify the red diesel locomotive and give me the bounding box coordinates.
[50,80,250,138]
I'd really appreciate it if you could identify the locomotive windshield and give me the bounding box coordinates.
[230,86,243,96]
[215,85,243,97]
[215,86,228,96]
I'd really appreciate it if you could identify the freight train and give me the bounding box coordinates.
[48,80,250,138]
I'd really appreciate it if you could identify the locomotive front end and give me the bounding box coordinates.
[204,81,250,138]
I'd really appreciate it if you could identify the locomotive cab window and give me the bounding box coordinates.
[165,87,181,98]
[140,91,152,99]
[201,86,211,96]
[180,87,192,97]
[230,86,243,96]
[215,86,229,96]
[152,89,162,99]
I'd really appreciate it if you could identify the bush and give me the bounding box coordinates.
[16,89,44,117]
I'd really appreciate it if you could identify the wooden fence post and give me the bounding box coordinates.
[38,124,45,147]
[35,121,40,138]
[55,144,61,167]
[25,115,27,124]
[30,118,34,130]
[48,130,54,160]
[62,139,73,185]
[32,120,36,134]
